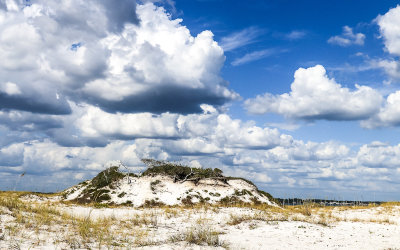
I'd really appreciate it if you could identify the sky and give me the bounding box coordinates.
[1,0,400,201]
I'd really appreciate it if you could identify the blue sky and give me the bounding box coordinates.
[2,0,400,201]
[173,0,400,142]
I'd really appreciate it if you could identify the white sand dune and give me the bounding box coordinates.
[63,173,276,207]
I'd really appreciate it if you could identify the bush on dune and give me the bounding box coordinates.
[141,159,224,182]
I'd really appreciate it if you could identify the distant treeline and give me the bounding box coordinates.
[277,198,383,206]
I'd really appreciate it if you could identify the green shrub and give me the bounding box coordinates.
[181,195,193,206]
[234,189,253,196]
[141,199,165,207]
[122,200,132,206]
[75,166,125,203]
[209,192,221,197]
[91,166,125,189]
[258,190,281,205]
[150,180,162,191]
[141,159,224,182]
[219,195,241,205]
[97,194,111,201]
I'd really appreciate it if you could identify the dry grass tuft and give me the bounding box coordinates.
[170,225,227,248]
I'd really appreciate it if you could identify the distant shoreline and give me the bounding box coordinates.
[277,198,384,206]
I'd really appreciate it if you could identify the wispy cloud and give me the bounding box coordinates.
[285,30,307,40]
[220,27,263,52]
[265,122,301,131]
[328,26,365,46]
[231,49,282,66]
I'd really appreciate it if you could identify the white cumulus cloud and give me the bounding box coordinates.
[244,65,382,121]
[0,0,238,115]
[73,104,291,151]
[372,6,400,81]
[362,90,400,128]
[376,5,400,56]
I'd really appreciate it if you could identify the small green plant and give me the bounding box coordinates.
[234,189,253,196]
[219,195,241,205]
[94,203,109,208]
[141,199,165,208]
[209,192,221,197]
[181,195,194,206]
[122,200,132,206]
[150,180,162,191]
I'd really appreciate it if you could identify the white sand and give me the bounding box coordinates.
[1,202,400,249]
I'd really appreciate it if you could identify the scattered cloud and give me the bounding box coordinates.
[328,26,365,46]
[219,27,263,52]
[265,122,301,131]
[244,65,382,120]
